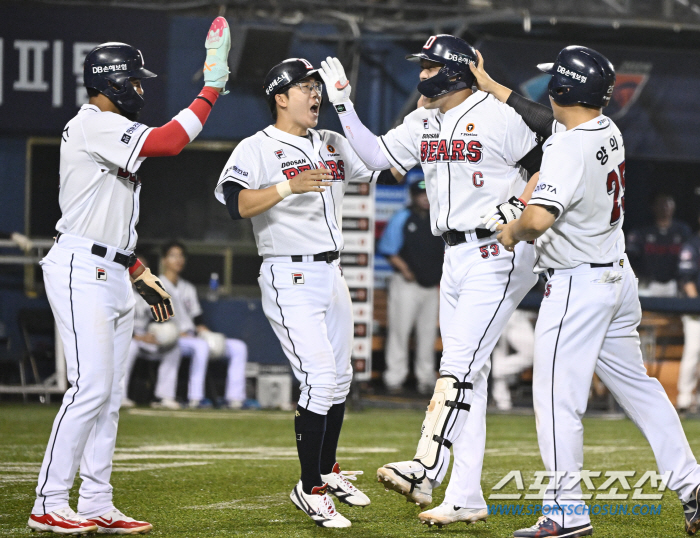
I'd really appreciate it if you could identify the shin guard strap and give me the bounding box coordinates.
[446,400,471,411]
[433,435,452,449]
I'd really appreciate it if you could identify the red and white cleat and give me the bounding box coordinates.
[28,507,98,535]
[86,509,152,535]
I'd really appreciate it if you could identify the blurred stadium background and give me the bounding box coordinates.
[2,0,700,534]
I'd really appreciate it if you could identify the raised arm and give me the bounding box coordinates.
[469,50,554,140]
[317,57,391,171]
[139,17,231,158]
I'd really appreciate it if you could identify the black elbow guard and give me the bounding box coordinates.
[222,181,246,220]
[376,169,399,185]
[518,143,544,176]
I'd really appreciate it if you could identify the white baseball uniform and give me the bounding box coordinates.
[215,126,377,415]
[529,115,700,528]
[491,309,535,411]
[376,91,540,504]
[33,105,151,517]
[123,298,182,403]
[122,275,247,404]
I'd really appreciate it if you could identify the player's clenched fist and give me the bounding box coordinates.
[289,168,334,194]
[496,221,519,252]
[132,268,175,322]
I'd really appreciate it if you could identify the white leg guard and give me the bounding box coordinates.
[414,376,473,477]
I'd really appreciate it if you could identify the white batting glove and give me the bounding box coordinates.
[11,232,33,252]
[480,196,527,232]
[318,57,352,111]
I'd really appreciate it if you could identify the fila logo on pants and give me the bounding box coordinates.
[293,273,305,285]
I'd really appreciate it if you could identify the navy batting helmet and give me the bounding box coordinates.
[406,35,477,98]
[537,46,615,108]
[83,42,156,115]
[263,58,322,107]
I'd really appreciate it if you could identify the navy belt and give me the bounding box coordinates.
[290,251,339,263]
[441,228,493,246]
[55,232,136,268]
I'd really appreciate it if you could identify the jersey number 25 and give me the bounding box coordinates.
[606,161,626,226]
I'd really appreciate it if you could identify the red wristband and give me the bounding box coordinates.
[128,258,143,276]
[518,198,527,206]
[200,87,221,104]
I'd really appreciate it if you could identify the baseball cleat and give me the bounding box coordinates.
[188,399,213,409]
[149,398,180,410]
[86,509,152,535]
[321,463,370,507]
[418,502,488,527]
[377,460,432,507]
[684,484,700,534]
[513,516,593,537]
[28,507,98,535]
[225,399,243,410]
[290,481,351,528]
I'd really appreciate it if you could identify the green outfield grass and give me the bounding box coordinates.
[1,404,699,537]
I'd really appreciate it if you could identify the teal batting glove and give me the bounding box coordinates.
[203,17,231,95]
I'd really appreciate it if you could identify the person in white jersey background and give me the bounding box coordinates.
[28,18,231,535]
[317,35,545,527]
[214,58,390,528]
[121,241,248,410]
[476,45,700,538]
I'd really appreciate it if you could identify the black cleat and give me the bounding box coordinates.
[684,484,700,535]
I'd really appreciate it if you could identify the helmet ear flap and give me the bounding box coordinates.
[547,74,575,104]
[416,66,474,98]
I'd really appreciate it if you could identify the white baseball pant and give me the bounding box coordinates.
[491,309,536,410]
[185,336,248,402]
[384,274,439,391]
[678,315,700,410]
[533,257,700,528]
[422,239,538,485]
[123,339,181,402]
[259,258,352,415]
[33,235,135,518]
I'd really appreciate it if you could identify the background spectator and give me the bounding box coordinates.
[677,211,700,412]
[491,309,535,411]
[627,192,692,296]
[377,170,443,395]
[122,243,247,408]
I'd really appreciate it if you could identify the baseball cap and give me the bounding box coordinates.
[410,179,427,195]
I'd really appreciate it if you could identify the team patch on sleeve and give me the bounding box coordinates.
[120,122,143,145]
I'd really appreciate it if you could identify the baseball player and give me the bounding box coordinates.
[317,35,544,526]
[490,309,535,411]
[214,58,381,528]
[677,214,700,413]
[122,241,248,409]
[28,18,231,535]
[488,45,700,537]
[378,171,443,395]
